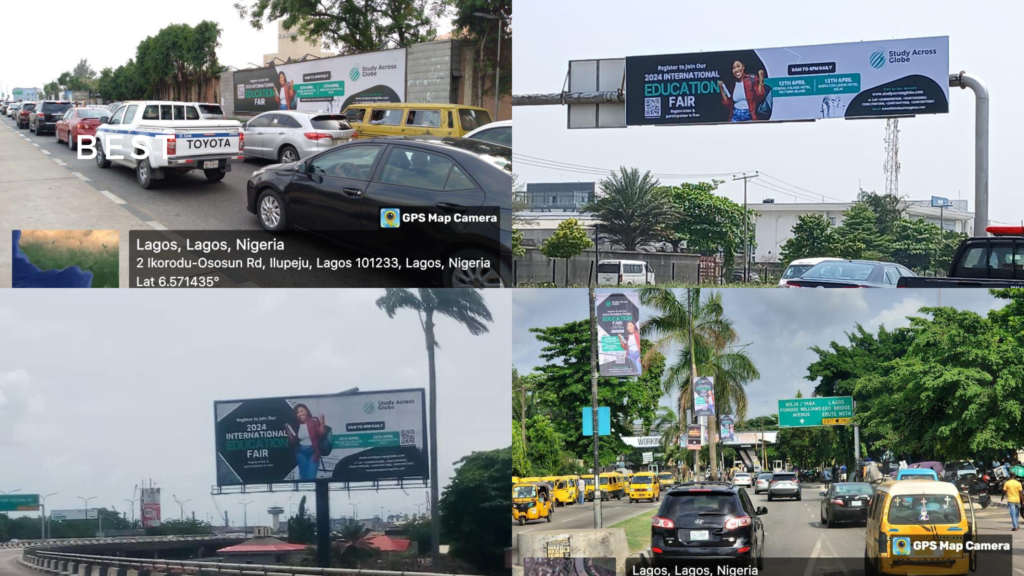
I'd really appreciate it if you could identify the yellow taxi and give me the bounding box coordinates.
[512,482,553,525]
[658,472,676,490]
[551,477,579,506]
[580,475,597,501]
[627,471,661,503]
[598,472,625,500]
[342,103,493,139]
[864,480,977,575]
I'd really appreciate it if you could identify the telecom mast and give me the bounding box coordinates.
[883,118,900,196]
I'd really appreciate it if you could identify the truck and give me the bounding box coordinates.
[896,226,1024,288]
[11,87,39,102]
[90,101,244,189]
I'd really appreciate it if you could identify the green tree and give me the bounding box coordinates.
[512,228,525,257]
[540,218,592,287]
[376,288,492,564]
[332,518,376,567]
[663,181,753,264]
[439,447,511,574]
[890,218,942,272]
[449,0,511,103]
[858,190,905,237]
[73,59,97,80]
[145,518,214,536]
[512,421,529,476]
[836,202,885,260]
[779,214,845,266]
[398,516,431,557]
[288,496,316,544]
[234,0,445,55]
[585,167,678,251]
[525,414,574,475]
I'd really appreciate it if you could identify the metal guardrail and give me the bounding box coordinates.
[15,535,487,576]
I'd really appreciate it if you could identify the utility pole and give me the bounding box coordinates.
[172,495,191,520]
[733,173,759,283]
[77,496,97,536]
[40,493,57,540]
[853,400,861,479]
[687,289,700,481]
[588,287,602,528]
[239,500,253,537]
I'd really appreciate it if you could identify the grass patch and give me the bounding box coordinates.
[611,508,656,553]
[19,241,119,288]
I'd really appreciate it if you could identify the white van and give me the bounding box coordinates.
[597,260,655,286]
[778,257,842,287]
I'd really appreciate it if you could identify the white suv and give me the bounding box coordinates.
[241,110,355,163]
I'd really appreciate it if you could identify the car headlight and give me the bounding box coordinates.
[252,167,268,179]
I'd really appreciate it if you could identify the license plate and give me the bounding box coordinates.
[689,530,709,541]
[203,160,219,169]
[851,501,862,507]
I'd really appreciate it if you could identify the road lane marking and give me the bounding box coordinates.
[146,221,169,231]
[71,172,89,181]
[98,191,126,205]
[802,535,822,576]
[32,143,39,147]
[41,150,50,155]
[54,159,67,166]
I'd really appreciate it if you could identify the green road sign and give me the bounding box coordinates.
[778,397,853,428]
[0,494,40,512]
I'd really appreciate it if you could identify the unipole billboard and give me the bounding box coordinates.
[596,292,642,377]
[214,389,427,486]
[693,376,716,417]
[140,488,161,528]
[626,36,949,126]
[50,509,99,521]
[233,48,406,115]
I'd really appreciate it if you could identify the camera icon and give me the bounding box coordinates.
[380,208,401,229]
[892,537,911,556]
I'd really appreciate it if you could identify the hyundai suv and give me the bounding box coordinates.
[650,482,767,568]
[766,471,801,501]
[30,101,72,135]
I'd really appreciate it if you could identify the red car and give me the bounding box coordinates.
[16,102,36,129]
[55,107,107,150]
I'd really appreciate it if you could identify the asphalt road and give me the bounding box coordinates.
[2,115,422,287]
[0,548,34,576]
[513,495,662,540]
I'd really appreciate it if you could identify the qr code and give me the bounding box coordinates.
[400,429,416,446]
[644,97,661,118]
[237,84,246,99]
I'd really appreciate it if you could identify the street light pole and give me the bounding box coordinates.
[473,12,502,120]
[123,499,139,525]
[588,287,602,529]
[733,172,759,282]
[172,495,191,520]
[41,493,57,540]
[77,496,97,536]
[239,500,254,537]
[0,489,21,494]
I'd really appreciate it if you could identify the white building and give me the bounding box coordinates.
[752,199,975,263]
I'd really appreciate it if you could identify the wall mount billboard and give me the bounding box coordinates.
[214,388,427,487]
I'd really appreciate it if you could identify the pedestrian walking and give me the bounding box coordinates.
[840,464,848,482]
[1003,471,1023,531]
[577,477,585,505]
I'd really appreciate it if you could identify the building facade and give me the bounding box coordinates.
[263,21,334,65]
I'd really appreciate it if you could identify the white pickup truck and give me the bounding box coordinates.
[90,101,244,189]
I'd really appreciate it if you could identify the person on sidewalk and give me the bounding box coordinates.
[840,464,847,482]
[1002,472,1022,531]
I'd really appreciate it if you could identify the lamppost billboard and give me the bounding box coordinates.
[720,415,736,442]
[626,36,949,126]
[214,389,428,486]
[232,48,406,114]
[596,292,642,377]
[693,376,716,417]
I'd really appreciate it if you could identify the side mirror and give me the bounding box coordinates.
[756,507,768,515]
[819,492,826,497]
[99,116,109,124]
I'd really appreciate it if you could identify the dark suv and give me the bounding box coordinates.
[30,101,72,135]
[651,482,767,568]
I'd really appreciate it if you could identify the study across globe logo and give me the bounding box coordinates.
[350,67,361,81]
[870,51,886,68]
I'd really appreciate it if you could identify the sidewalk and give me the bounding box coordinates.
[0,123,151,287]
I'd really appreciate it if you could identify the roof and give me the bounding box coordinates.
[217,537,308,554]
[879,480,961,496]
[367,535,412,552]
[347,102,488,111]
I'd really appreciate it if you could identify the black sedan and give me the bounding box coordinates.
[784,260,916,288]
[819,482,873,527]
[246,137,511,287]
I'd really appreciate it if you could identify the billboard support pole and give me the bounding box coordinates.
[588,287,603,528]
[853,400,861,474]
[315,480,331,568]
[949,72,989,236]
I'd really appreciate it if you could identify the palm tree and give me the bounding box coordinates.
[332,518,376,568]
[639,288,760,478]
[585,167,678,251]
[375,289,493,566]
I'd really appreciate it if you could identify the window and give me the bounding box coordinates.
[198,104,223,116]
[623,264,644,274]
[311,115,351,131]
[458,108,492,131]
[122,105,139,125]
[344,108,366,123]
[282,115,303,129]
[829,217,838,226]
[883,267,900,285]
[41,102,72,114]
[247,115,271,129]
[172,105,185,120]
[160,105,172,120]
[62,110,72,122]
[469,126,512,147]
[185,106,199,120]
[597,263,619,274]
[989,243,1017,271]
[142,105,160,120]
[110,106,127,125]
[268,115,289,129]
[445,166,476,191]
[380,148,455,191]
[961,246,986,270]
[307,145,382,180]
[406,109,442,128]
[368,109,403,126]
[886,494,961,525]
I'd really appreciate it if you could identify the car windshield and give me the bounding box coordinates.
[198,104,223,115]
[735,474,750,479]
[42,102,71,113]
[783,264,814,278]
[660,474,674,480]
[663,493,740,517]
[513,486,537,499]
[77,109,105,119]
[311,115,351,131]
[758,474,772,480]
[834,483,873,495]
[632,477,653,485]
[22,104,35,111]
[887,494,961,525]
[803,262,875,281]
[947,461,975,471]
[599,477,610,485]
[773,474,796,481]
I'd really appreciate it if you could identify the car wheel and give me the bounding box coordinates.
[204,168,226,183]
[826,510,834,528]
[68,130,76,150]
[445,247,504,288]
[546,513,552,523]
[96,143,111,168]
[864,552,877,576]
[767,494,773,501]
[55,128,61,142]
[278,145,298,164]
[820,508,827,524]
[257,189,289,233]
[137,158,154,189]
[518,517,524,526]
[797,493,802,501]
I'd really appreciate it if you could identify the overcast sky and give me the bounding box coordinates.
[513,0,1021,218]
[0,290,509,526]
[1,2,453,93]
[513,288,1004,425]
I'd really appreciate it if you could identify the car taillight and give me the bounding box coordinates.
[37,113,44,118]
[725,516,751,530]
[831,499,845,506]
[304,132,332,141]
[651,547,663,554]
[618,273,623,284]
[651,516,675,529]
[239,131,245,151]
[737,546,751,554]
[167,137,176,156]
[76,123,87,130]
